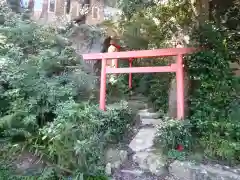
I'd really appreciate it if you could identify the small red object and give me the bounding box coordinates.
[176,144,184,151]
[111,43,121,50]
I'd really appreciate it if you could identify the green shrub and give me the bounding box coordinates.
[155,119,193,152]
[0,5,96,143]
[132,59,173,112]
[0,3,134,178]
[106,74,129,99]
[186,22,240,162]
[0,164,58,180]
[38,100,133,175]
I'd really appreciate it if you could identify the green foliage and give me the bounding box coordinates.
[117,0,194,49]
[107,74,129,99]
[110,0,196,111]
[132,59,173,112]
[186,21,240,162]
[167,149,186,161]
[0,165,59,180]
[118,0,156,20]
[155,119,193,152]
[0,5,95,140]
[104,0,118,8]
[39,101,133,174]
[0,163,110,179]
[6,0,22,13]
[0,4,134,178]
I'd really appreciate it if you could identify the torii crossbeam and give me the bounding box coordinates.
[82,48,196,120]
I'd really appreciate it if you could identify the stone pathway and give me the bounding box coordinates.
[105,95,240,180]
[107,97,174,180]
[9,94,240,180]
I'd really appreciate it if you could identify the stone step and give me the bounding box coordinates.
[129,127,157,152]
[127,101,148,110]
[140,118,163,126]
[138,108,155,113]
[138,112,161,119]
[133,151,168,176]
[170,161,240,180]
[129,94,147,100]
[114,168,161,180]
[120,169,145,176]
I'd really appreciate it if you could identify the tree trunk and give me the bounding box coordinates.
[7,0,22,13]
[28,0,34,12]
[40,0,48,21]
[168,73,190,119]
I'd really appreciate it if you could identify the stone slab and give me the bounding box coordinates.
[121,169,144,176]
[133,152,168,176]
[138,108,155,113]
[138,112,161,119]
[129,128,157,152]
[169,161,240,180]
[105,148,128,174]
[141,118,162,126]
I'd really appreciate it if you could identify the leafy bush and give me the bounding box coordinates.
[0,4,95,141]
[133,59,173,112]
[0,164,58,180]
[155,119,193,152]
[0,3,134,178]
[155,21,240,163]
[106,74,129,99]
[186,22,240,162]
[39,100,133,175]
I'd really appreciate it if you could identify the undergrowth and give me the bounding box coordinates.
[186,22,240,163]
[132,59,173,112]
[155,22,240,164]
[0,3,133,179]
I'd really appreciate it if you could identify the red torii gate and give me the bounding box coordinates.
[82,48,196,120]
